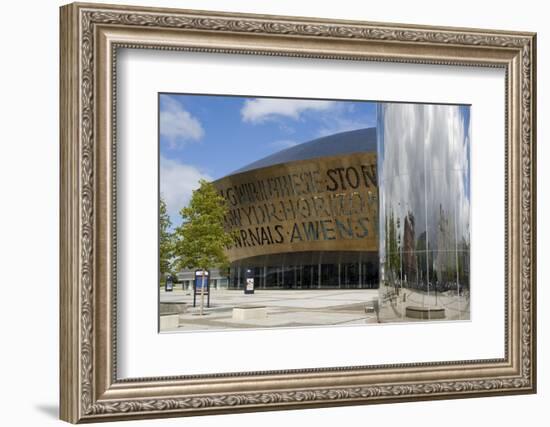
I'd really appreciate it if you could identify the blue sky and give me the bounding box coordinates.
[159,94,470,229]
[159,93,377,226]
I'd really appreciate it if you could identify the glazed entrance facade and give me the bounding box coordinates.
[229,251,378,290]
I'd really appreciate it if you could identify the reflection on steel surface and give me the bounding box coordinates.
[378,103,470,316]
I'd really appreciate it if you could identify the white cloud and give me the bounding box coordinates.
[160,156,212,226]
[160,96,204,148]
[241,98,335,123]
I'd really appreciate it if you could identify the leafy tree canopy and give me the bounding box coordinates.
[173,180,233,272]
[159,196,174,278]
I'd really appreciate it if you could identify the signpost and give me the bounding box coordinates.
[244,269,255,294]
[193,270,210,314]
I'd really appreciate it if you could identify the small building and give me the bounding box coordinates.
[176,268,230,290]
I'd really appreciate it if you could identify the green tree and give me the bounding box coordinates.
[159,196,174,283]
[173,180,233,315]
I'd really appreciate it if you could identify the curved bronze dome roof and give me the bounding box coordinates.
[230,127,377,175]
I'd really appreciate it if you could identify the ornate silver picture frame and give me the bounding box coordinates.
[60,2,536,423]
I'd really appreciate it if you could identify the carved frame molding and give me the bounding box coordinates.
[60,2,536,423]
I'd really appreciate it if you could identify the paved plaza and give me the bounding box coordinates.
[160,287,470,332]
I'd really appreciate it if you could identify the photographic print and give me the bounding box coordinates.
[158,94,471,332]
